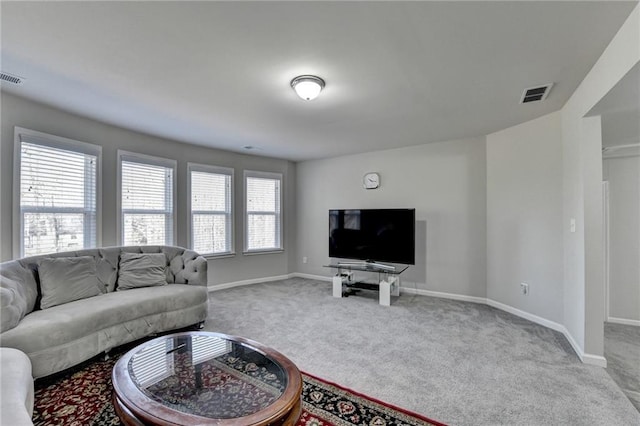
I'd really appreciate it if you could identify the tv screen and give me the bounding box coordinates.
[329,208,415,265]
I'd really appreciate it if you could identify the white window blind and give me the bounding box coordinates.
[245,171,282,252]
[189,165,233,255]
[120,153,175,246]
[191,335,232,366]
[17,130,100,257]
[130,339,175,389]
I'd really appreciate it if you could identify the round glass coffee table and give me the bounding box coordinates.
[112,331,302,425]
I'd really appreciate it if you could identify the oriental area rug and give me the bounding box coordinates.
[32,352,446,426]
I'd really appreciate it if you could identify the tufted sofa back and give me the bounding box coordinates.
[0,246,207,316]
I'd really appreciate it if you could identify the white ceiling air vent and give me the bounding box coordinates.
[0,71,25,85]
[520,83,553,104]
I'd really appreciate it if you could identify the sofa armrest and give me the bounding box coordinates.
[0,348,34,426]
[190,255,208,287]
[173,250,208,287]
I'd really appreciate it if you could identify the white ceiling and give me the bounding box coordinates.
[1,1,637,161]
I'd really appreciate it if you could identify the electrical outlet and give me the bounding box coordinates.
[520,282,529,295]
[302,256,308,264]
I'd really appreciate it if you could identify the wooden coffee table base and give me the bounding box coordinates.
[113,392,302,426]
[113,393,145,426]
[112,332,303,426]
[279,397,302,426]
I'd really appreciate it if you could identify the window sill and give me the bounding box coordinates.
[243,249,284,256]
[203,252,236,260]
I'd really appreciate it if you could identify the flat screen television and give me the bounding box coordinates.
[329,208,415,265]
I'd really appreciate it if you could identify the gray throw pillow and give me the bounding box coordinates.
[117,252,167,291]
[0,276,29,332]
[39,256,103,310]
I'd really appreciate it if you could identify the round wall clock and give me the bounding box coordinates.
[363,172,380,189]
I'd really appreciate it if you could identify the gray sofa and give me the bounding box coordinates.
[0,245,208,378]
[0,347,34,426]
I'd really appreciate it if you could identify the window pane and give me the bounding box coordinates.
[247,214,276,250]
[122,161,172,211]
[245,173,282,252]
[21,143,92,209]
[192,172,229,212]
[123,214,167,246]
[192,214,229,254]
[247,177,279,212]
[23,212,85,257]
[120,155,174,246]
[190,168,232,254]
[19,138,98,257]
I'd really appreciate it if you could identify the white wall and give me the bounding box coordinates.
[0,93,297,285]
[604,155,640,323]
[486,112,564,324]
[295,137,487,298]
[582,115,606,359]
[0,94,3,263]
[561,3,640,362]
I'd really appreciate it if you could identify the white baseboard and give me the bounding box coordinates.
[214,273,608,367]
[208,272,332,292]
[485,299,565,334]
[481,299,607,367]
[401,289,607,367]
[560,328,586,362]
[581,353,608,368]
[401,286,486,304]
[400,287,569,340]
[208,274,294,292]
[291,272,332,282]
[607,316,640,327]
[556,327,607,367]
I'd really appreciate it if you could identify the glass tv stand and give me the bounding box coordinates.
[324,262,409,306]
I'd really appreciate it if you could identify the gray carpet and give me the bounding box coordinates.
[204,278,640,426]
[605,322,640,411]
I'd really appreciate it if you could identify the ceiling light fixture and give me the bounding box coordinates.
[290,75,325,101]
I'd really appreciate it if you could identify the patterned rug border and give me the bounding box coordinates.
[301,371,447,426]
[32,347,447,426]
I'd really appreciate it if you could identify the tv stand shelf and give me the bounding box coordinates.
[324,263,408,306]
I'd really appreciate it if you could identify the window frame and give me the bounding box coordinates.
[13,127,102,258]
[117,150,177,246]
[243,170,284,254]
[187,162,235,257]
